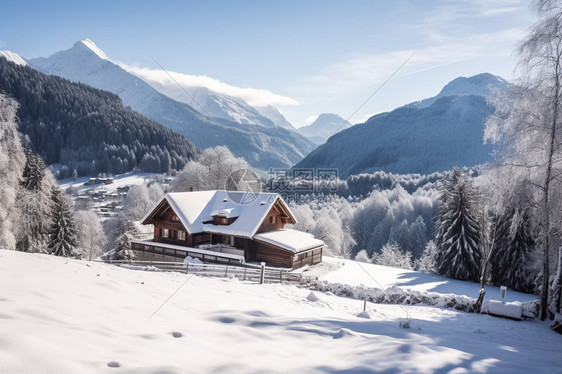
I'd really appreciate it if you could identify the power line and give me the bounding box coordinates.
[353,259,412,327]
[332,53,415,136]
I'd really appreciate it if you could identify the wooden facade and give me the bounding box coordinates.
[137,192,323,268]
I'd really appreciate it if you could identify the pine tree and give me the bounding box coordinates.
[434,170,482,281]
[109,232,135,261]
[47,187,78,257]
[490,207,537,293]
[21,148,45,192]
[15,149,53,253]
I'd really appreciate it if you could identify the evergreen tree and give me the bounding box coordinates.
[434,170,482,281]
[106,232,135,261]
[47,187,78,257]
[15,148,54,253]
[490,207,537,293]
[21,148,45,191]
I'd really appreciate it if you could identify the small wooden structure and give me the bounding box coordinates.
[132,191,323,268]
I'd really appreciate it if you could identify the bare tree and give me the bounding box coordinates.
[171,146,250,192]
[485,0,562,319]
[75,210,106,261]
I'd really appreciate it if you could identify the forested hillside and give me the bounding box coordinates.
[295,74,503,177]
[0,57,198,177]
[29,40,315,170]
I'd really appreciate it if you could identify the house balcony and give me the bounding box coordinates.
[130,239,245,264]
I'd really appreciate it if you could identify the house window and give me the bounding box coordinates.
[269,215,275,224]
[178,230,186,240]
[161,228,169,238]
[172,215,180,221]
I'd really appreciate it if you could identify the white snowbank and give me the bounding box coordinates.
[1,250,560,373]
[183,255,203,264]
[486,300,523,320]
[312,257,536,303]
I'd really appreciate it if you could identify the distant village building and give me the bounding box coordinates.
[131,191,323,268]
[84,177,114,186]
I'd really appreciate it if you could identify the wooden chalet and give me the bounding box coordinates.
[131,191,323,268]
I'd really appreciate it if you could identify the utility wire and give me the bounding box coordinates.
[146,272,195,321]
[354,260,412,326]
[331,53,415,137]
[147,53,253,159]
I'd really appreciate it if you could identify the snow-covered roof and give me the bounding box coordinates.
[143,190,296,238]
[253,229,324,254]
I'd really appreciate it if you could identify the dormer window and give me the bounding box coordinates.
[212,215,238,226]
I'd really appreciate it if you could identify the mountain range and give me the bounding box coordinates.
[0,56,198,177]
[295,73,507,177]
[297,113,352,144]
[28,40,314,170]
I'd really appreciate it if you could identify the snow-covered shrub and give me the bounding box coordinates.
[373,243,413,270]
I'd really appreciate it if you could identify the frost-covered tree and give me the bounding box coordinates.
[171,146,250,192]
[47,187,78,258]
[75,210,106,261]
[416,240,438,271]
[434,170,481,281]
[21,148,46,191]
[484,0,562,318]
[355,249,371,263]
[123,184,152,221]
[288,196,356,257]
[147,182,164,203]
[14,148,56,253]
[373,242,413,270]
[123,183,164,221]
[0,95,26,249]
[351,183,436,258]
[103,232,135,261]
[490,207,537,293]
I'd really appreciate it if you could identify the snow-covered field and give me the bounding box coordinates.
[304,257,537,303]
[59,172,164,195]
[1,250,560,374]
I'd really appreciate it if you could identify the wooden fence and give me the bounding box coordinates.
[102,260,316,285]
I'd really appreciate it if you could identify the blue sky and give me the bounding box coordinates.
[1,0,533,127]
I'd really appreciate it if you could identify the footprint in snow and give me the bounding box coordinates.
[107,361,120,368]
[171,331,183,338]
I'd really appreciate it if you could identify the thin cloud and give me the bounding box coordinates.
[120,63,298,107]
[290,27,524,100]
[303,115,319,125]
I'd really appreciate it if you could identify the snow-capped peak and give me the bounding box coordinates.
[78,39,110,61]
[0,50,27,66]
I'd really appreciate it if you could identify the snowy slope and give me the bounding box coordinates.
[305,257,536,303]
[137,76,279,128]
[295,74,504,177]
[28,40,315,169]
[411,73,508,109]
[0,50,27,66]
[297,113,352,144]
[255,105,296,130]
[1,250,560,373]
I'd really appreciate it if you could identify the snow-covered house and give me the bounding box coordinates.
[131,191,323,268]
